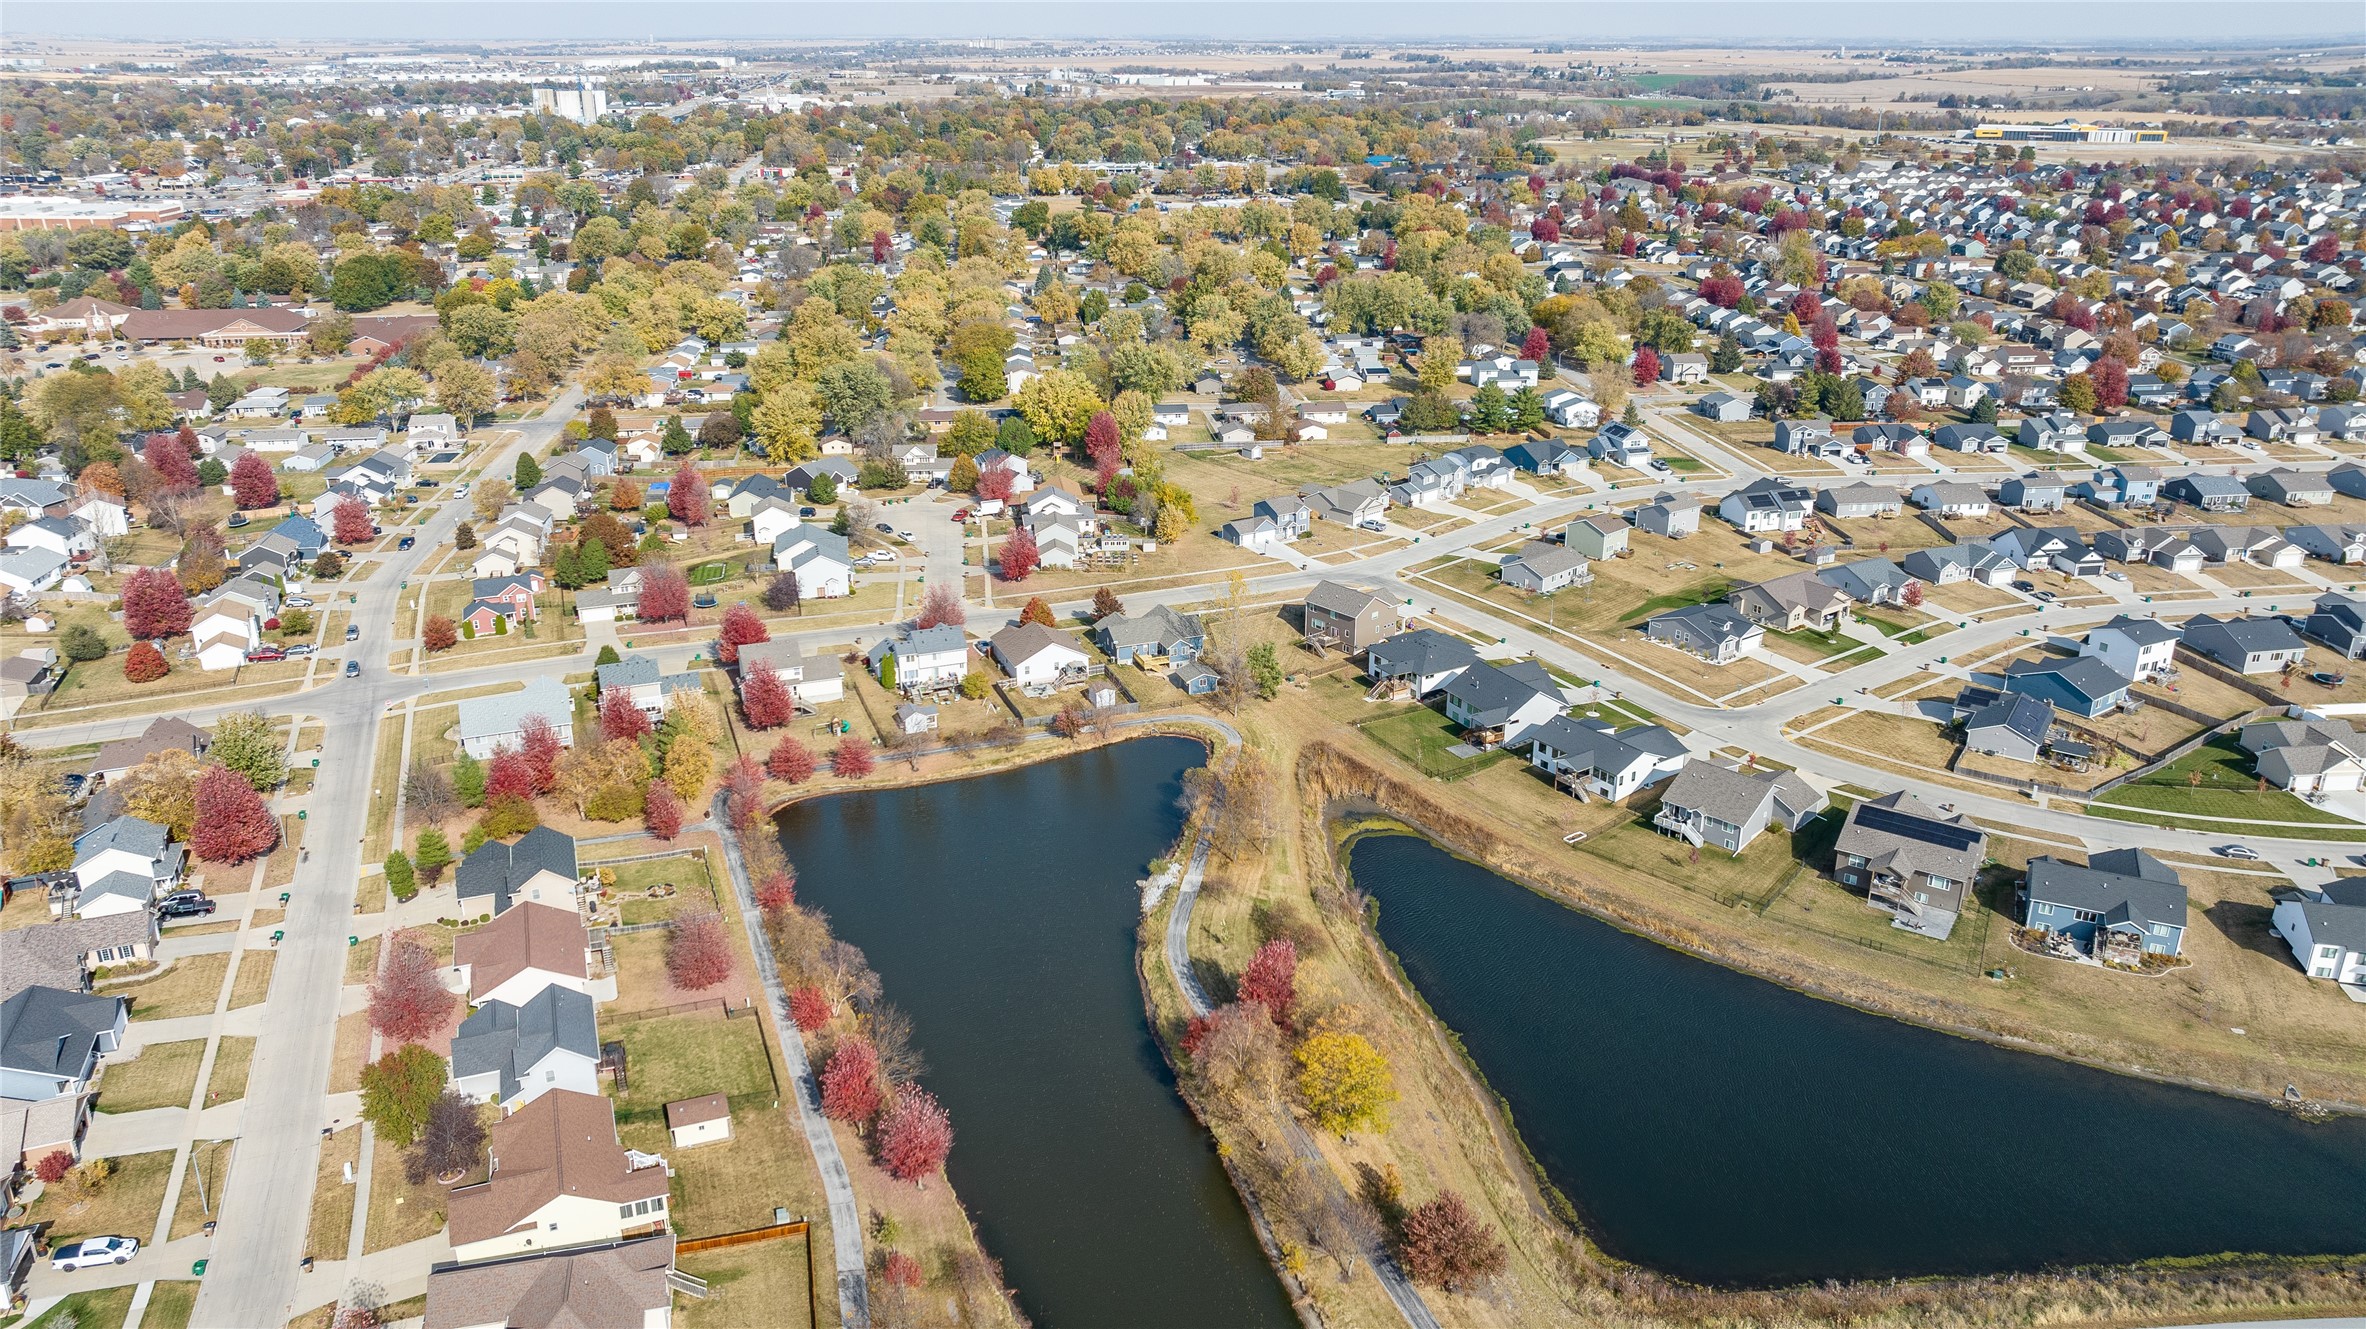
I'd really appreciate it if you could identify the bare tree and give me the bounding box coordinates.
[867,1002,926,1086]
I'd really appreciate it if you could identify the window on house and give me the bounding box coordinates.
[2074,909,2104,924]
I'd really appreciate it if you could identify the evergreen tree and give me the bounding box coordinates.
[514,453,542,490]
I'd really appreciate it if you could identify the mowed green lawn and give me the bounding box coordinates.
[2091,737,2364,826]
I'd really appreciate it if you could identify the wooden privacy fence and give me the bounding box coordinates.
[675,1219,819,1329]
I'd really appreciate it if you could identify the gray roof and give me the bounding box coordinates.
[0,984,124,1080]
[456,676,574,744]
[1659,760,1790,826]
[2182,614,2305,659]
[2004,655,2135,704]
[74,816,172,866]
[1648,602,1759,645]
[1440,659,1559,726]
[2092,615,2182,647]
[1835,790,1986,885]
[1098,604,1203,651]
[1304,580,1390,618]
[595,655,662,690]
[903,624,970,656]
[0,916,151,999]
[450,985,599,1103]
[1964,693,2054,749]
[1503,543,1591,581]
[2026,855,2188,934]
[74,871,158,914]
[2284,884,2366,953]
[455,827,579,915]
[1368,628,1480,678]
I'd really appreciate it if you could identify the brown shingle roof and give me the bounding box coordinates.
[663,1093,728,1130]
[424,1234,676,1329]
[453,902,589,1002]
[87,716,211,781]
[446,1091,668,1248]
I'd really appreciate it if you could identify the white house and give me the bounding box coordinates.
[451,902,607,1010]
[989,622,1089,687]
[2271,882,2366,986]
[739,639,846,706]
[2080,616,2182,683]
[865,625,971,691]
[456,677,578,760]
[771,528,853,599]
[444,1091,671,1263]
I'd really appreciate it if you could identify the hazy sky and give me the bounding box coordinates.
[12,2,2362,46]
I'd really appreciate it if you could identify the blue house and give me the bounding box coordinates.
[1170,660,1220,696]
[2023,849,2188,961]
[2069,466,2160,509]
[267,514,328,560]
[2001,656,2133,718]
[1095,604,1204,665]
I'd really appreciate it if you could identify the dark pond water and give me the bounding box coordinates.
[776,737,1297,1329]
[1349,832,2366,1287]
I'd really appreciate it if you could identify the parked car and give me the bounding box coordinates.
[2012,581,2036,593]
[951,509,970,523]
[1360,518,1389,532]
[397,535,415,550]
[345,624,359,641]
[897,529,916,542]
[285,644,312,657]
[285,596,313,608]
[245,647,285,663]
[159,891,216,919]
[52,1237,139,1271]
[345,659,361,678]
[2104,571,2129,582]
[799,507,817,518]
[2216,844,2261,861]
[875,522,896,534]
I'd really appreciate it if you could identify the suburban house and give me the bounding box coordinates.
[989,623,1090,688]
[1816,483,1903,520]
[0,915,157,1000]
[2304,594,2366,659]
[444,1091,671,1264]
[594,656,701,722]
[1649,760,1824,854]
[2023,850,2189,963]
[2180,615,2308,675]
[1642,603,1764,664]
[2080,616,2182,683]
[1962,692,2055,763]
[1589,421,1653,467]
[1727,572,1851,633]
[1908,481,1992,517]
[2249,469,2335,507]
[455,827,582,918]
[0,985,128,1171]
[457,677,578,761]
[2002,656,2134,719]
[1505,438,1584,477]
[1633,495,1701,539]
[1718,478,1813,534]
[1365,629,1480,699]
[1526,717,1688,803]
[1499,542,1592,594]
[1823,557,1915,607]
[2163,474,2251,512]
[864,626,972,693]
[1097,606,1204,665]
[1300,480,1390,527]
[770,527,853,599]
[1302,582,1395,655]
[738,640,845,707]
[1438,660,1564,747]
[1563,515,1631,560]
[1692,391,1752,423]
[1997,474,2068,512]
[450,986,603,1112]
[85,717,211,787]
[422,1235,679,1329]
[2241,718,2366,795]
[2270,880,2366,987]
[1833,790,1988,941]
[1932,423,2008,454]
[451,902,605,1009]
[1903,542,2016,587]
[68,817,183,919]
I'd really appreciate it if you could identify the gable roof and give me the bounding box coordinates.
[1964,692,2054,749]
[2026,855,2188,934]
[1304,580,1390,619]
[451,986,600,1102]
[424,1234,677,1329]
[457,676,575,744]
[455,828,580,915]
[2004,655,2134,705]
[454,902,589,1002]
[445,1091,669,1247]
[0,984,124,1080]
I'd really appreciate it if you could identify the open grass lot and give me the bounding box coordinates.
[604,852,724,926]
[362,1112,455,1254]
[328,1009,370,1094]
[24,1148,175,1244]
[171,1139,234,1240]
[1803,710,1963,772]
[1590,631,1790,702]
[116,953,228,1021]
[304,1126,359,1262]
[988,524,1268,599]
[142,1280,201,1329]
[2088,736,2366,828]
[228,948,275,1009]
[1355,702,1515,780]
[17,1287,137,1329]
[1819,512,1943,554]
[1760,622,1865,664]
[1162,438,1414,514]
[15,651,310,727]
[205,1035,256,1104]
[96,1039,205,1114]
[678,1237,818,1329]
[605,1010,811,1238]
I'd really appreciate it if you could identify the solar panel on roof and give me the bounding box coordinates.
[1852,803,1982,853]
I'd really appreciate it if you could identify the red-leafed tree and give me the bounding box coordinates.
[666,461,711,526]
[368,930,455,1044]
[638,563,690,623]
[665,914,734,991]
[820,1038,882,1124]
[974,463,1017,504]
[1519,326,1550,365]
[871,230,892,264]
[1901,580,1925,608]
[190,763,278,863]
[789,984,831,1031]
[756,870,797,916]
[1019,596,1055,627]
[332,496,375,546]
[741,667,794,730]
[599,686,652,741]
[423,615,458,653]
[876,1086,953,1184]
[1237,939,1298,1027]
[484,747,537,805]
[1631,346,1661,387]
[643,780,684,840]
[1394,1191,1509,1292]
[143,433,199,494]
[2090,356,2130,410]
[1083,410,1122,473]
[123,640,169,682]
[880,1249,923,1290]
[723,755,765,821]
[767,737,816,784]
[33,1150,74,1184]
[229,450,278,509]
[831,735,874,779]
[997,528,1038,582]
[716,603,769,665]
[914,582,965,629]
[122,568,193,640]
[517,714,564,794]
